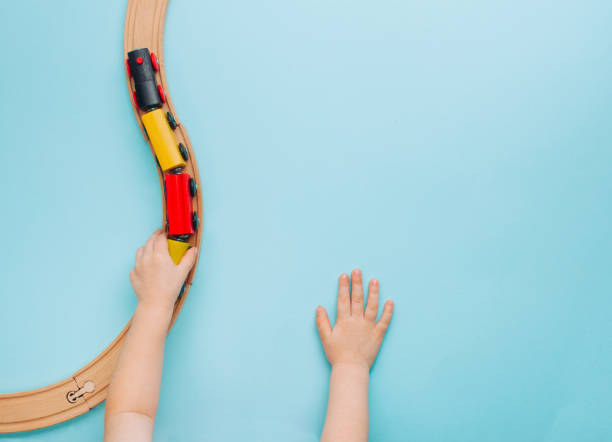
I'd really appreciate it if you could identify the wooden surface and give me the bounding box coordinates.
[0,0,203,432]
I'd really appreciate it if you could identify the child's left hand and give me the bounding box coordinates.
[129,229,198,311]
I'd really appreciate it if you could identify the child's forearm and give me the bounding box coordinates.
[321,363,370,442]
[104,301,173,440]
[103,231,196,441]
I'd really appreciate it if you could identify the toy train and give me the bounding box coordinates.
[126,48,198,266]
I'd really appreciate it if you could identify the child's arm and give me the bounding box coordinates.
[316,269,394,442]
[104,230,197,442]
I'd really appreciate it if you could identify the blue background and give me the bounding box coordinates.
[1,0,611,440]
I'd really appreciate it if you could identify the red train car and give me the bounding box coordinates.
[165,172,198,236]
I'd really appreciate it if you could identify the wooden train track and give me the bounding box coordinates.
[0,0,202,432]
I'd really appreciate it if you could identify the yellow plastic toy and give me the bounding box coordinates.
[142,108,186,171]
[167,238,191,264]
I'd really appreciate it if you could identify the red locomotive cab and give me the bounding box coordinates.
[165,172,196,236]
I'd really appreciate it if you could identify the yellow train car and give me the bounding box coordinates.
[141,109,186,171]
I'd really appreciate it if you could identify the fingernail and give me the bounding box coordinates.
[353,269,361,277]
[372,278,379,287]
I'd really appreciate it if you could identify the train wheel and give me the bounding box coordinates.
[178,282,186,299]
[166,111,177,130]
[150,52,159,71]
[179,143,189,161]
[157,85,166,103]
[189,177,197,197]
[192,212,199,231]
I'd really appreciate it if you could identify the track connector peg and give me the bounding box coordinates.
[66,381,95,404]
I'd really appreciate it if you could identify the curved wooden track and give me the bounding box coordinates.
[0,0,202,432]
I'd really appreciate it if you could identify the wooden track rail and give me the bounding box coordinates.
[0,0,202,432]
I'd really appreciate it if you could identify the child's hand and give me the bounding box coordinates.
[316,269,394,370]
[129,229,198,311]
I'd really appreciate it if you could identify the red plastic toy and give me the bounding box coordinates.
[165,172,197,235]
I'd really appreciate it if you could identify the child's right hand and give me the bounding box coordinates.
[315,269,394,370]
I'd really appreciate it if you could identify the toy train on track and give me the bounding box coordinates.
[126,48,198,265]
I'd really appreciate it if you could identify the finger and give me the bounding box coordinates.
[375,300,394,338]
[351,269,364,316]
[144,229,160,255]
[135,246,144,263]
[315,306,332,341]
[364,278,379,322]
[154,231,168,255]
[337,273,350,319]
[178,247,198,276]
[151,229,163,254]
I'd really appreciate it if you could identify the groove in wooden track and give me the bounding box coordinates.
[0,0,202,432]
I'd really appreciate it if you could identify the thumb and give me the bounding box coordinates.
[315,306,332,341]
[178,246,198,275]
